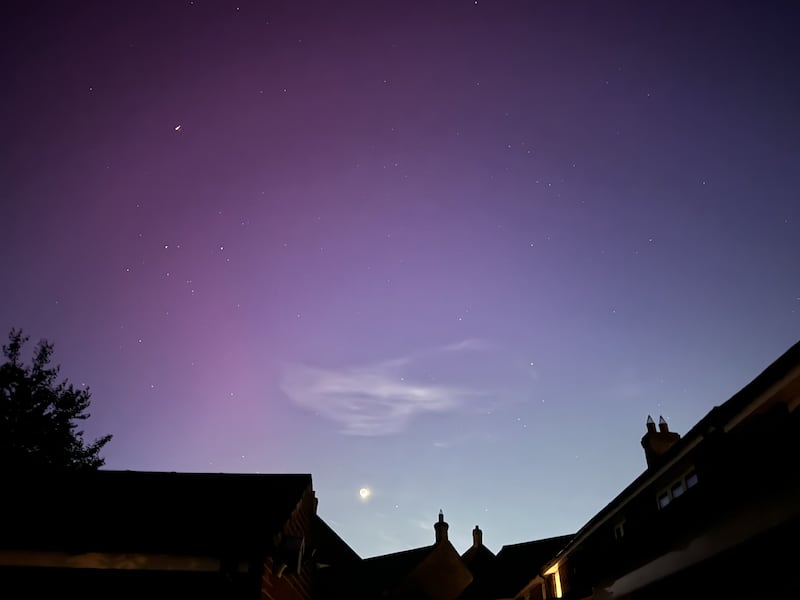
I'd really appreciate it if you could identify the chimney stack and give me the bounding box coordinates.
[434,510,449,544]
[641,415,680,468]
[472,525,483,548]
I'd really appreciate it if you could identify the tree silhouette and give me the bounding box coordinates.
[0,329,112,471]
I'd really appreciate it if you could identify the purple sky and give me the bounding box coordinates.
[2,1,799,557]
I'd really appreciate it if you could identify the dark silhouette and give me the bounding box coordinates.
[0,329,112,471]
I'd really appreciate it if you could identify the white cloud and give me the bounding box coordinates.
[280,343,484,436]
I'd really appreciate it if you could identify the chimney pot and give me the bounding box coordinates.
[472,526,483,547]
[658,415,669,432]
[646,415,656,433]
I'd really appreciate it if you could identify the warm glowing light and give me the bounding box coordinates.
[545,563,563,598]
[359,487,371,499]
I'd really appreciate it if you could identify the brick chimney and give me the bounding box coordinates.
[641,415,680,468]
[472,525,483,548]
[434,510,449,544]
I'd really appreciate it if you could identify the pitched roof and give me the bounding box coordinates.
[493,535,574,597]
[546,338,800,568]
[2,470,313,556]
[461,542,495,576]
[317,543,436,600]
[312,514,361,566]
[360,544,436,587]
[457,534,573,600]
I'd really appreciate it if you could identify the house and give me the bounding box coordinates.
[461,525,496,578]
[459,534,573,600]
[322,511,569,600]
[516,340,800,599]
[323,511,475,600]
[0,470,356,600]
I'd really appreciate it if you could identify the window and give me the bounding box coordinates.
[613,520,625,540]
[657,468,699,509]
[544,563,563,598]
[671,480,685,498]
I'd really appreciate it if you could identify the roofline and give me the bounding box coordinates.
[315,515,362,561]
[544,340,800,569]
[94,470,313,477]
[362,544,435,563]
[496,534,575,555]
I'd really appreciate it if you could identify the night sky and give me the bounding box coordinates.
[2,1,799,557]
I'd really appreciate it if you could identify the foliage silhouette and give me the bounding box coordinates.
[0,329,112,471]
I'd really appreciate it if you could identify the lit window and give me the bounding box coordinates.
[685,471,698,488]
[544,563,563,598]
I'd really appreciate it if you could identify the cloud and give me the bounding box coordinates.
[280,343,483,436]
[281,363,462,436]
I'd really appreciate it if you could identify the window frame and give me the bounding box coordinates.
[656,468,698,509]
